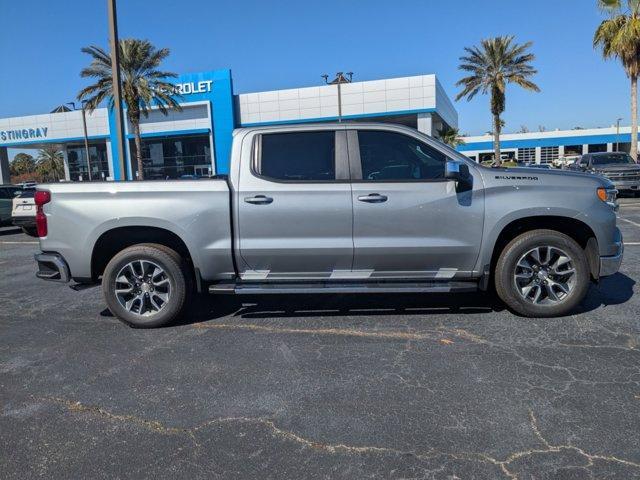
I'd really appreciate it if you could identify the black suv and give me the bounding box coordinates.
[568,152,640,195]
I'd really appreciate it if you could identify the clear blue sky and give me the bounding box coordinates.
[0,0,631,136]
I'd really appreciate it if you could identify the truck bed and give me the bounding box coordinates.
[38,179,235,282]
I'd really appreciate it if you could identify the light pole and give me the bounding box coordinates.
[615,117,623,152]
[322,72,353,122]
[68,101,93,181]
[107,0,127,181]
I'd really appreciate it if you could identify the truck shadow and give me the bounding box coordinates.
[175,272,635,326]
[0,227,22,236]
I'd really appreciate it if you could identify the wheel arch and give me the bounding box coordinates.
[487,216,600,283]
[91,226,199,287]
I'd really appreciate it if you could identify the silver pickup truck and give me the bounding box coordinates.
[33,123,623,327]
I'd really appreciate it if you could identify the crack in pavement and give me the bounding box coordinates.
[192,322,487,344]
[41,397,640,479]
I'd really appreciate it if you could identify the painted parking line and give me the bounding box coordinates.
[0,241,39,245]
[618,217,640,228]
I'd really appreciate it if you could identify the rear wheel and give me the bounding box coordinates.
[102,244,189,328]
[495,230,590,318]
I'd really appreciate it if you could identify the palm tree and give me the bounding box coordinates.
[78,39,181,180]
[594,0,640,162]
[456,36,540,166]
[437,126,465,148]
[36,147,64,182]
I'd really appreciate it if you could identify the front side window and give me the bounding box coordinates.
[357,130,447,181]
[257,131,335,181]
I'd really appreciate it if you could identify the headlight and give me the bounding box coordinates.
[597,187,618,207]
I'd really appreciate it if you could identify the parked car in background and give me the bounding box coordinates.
[12,189,37,236]
[521,163,552,169]
[0,185,22,226]
[553,155,581,169]
[33,123,623,327]
[567,152,640,195]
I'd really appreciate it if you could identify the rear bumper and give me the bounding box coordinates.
[599,228,624,277]
[12,216,35,228]
[35,253,70,283]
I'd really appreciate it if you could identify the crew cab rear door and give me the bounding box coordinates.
[347,128,484,279]
[236,128,353,280]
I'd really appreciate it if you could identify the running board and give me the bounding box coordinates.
[209,281,478,295]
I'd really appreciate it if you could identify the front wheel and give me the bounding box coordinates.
[102,244,188,328]
[494,230,590,318]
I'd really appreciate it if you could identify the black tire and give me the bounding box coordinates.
[21,226,38,237]
[102,243,189,328]
[494,229,590,318]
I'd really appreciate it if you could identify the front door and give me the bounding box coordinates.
[237,129,353,280]
[348,128,484,280]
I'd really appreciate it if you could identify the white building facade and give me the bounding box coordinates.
[0,70,457,183]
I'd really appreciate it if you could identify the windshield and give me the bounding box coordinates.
[592,153,635,165]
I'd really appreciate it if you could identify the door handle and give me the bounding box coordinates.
[357,193,388,203]
[244,195,273,205]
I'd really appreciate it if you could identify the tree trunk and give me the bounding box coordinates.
[133,121,144,180]
[493,113,502,166]
[632,74,638,163]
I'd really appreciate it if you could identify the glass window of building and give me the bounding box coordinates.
[588,144,608,153]
[67,143,110,181]
[564,145,583,156]
[517,148,536,162]
[540,146,559,164]
[616,142,632,154]
[129,135,212,179]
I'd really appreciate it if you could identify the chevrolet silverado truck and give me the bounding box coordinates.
[33,123,624,327]
[568,152,640,195]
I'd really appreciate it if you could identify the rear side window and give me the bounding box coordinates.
[18,190,35,198]
[0,188,20,198]
[357,130,447,181]
[257,131,336,181]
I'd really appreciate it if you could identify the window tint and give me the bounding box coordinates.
[592,153,635,165]
[18,190,35,198]
[357,130,447,181]
[0,188,18,199]
[258,131,336,181]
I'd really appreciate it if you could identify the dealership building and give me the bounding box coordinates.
[1,67,637,184]
[0,69,457,183]
[458,127,637,163]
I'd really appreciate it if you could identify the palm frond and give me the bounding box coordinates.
[456,35,540,110]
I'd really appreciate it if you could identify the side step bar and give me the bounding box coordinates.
[209,281,478,295]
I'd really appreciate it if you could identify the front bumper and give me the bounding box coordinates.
[35,253,71,283]
[599,229,624,277]
[609,179,640,192]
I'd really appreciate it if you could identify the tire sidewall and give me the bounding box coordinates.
[495,230,590,318]
[102,246,186,328]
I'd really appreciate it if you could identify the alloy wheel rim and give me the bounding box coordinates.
[114,260,171,316]
[513,246,577,305]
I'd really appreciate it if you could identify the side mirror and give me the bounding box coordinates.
[445,160,470,181]
[445,160,473,191]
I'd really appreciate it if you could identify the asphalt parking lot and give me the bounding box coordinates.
[1,199,640,479]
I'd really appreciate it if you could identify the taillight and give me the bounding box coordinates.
[35,191,51,237]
